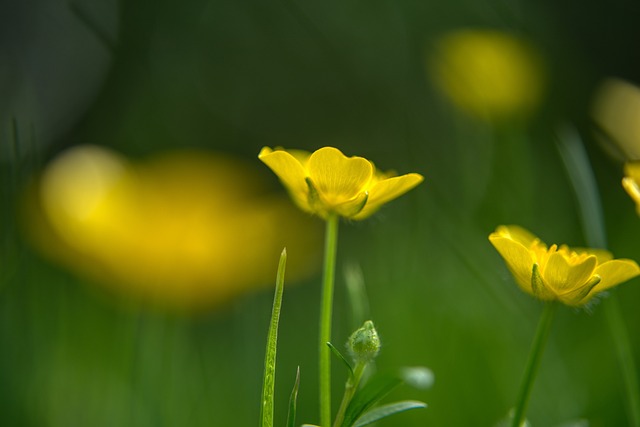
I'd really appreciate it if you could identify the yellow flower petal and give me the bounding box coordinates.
[495,224,540,248]
[570,247,613,263]
[488,232,535,294]
[353,173,424,219]
[332,191,370,218]
[593,259,640,292]
[307,147,373,206]
[558,275,602,306]
[542,252,597,293]
[258,147,309,210]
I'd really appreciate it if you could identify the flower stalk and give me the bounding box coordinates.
[320,213,340,426]
[511,302,556,427]
[332,360,366,427]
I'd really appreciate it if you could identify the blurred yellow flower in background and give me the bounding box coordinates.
[258,146,423,220]
[591,79,640,216]
[24,145,322,311]
[592,78,640,161]
[429,29,546,121]
[489,225,640,306]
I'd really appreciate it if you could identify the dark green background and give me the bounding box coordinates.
[2,0,640,425]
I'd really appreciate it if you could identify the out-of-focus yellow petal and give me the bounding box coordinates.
[542,252,596,293]
[623,162,640,215]
[624,162,640,181]
[591,78,640,161]
[258,147,309,210]
[593,259,640,292]
[353,173,424,220]
[488,232,535,294]
[307,147,373,206]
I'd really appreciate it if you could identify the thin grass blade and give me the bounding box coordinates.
[286,366,301,427]
[260,248,287,427]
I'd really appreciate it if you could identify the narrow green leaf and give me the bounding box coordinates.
[286,366,301,427]
[353,400,427,427]
[260,248,288,427]
[327,342,355,380]
[341,373,403,427]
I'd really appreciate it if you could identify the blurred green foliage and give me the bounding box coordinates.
[2,0,640,426]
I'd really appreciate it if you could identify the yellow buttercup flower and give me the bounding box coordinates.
[623,162,640,215]
[258,146,423,220]
[489,225,640,306]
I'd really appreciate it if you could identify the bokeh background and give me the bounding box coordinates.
[3,0,640,425]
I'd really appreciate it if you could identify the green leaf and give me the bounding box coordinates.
[259,248,287,427]
[353,400,427,427]
[341,373,403,427]
[286,366,301,427]
[327,342,355,380]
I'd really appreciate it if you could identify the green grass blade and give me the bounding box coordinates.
[286,366,301,427]
[353,400,427,427]
[260,248,288,427]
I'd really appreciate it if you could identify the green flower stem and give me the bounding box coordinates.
[556,126,640,426]
[320,213,340,427]
[511,302,556,427]
[333,361,366,427]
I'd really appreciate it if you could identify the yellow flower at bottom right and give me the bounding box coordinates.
[489,225,640,306]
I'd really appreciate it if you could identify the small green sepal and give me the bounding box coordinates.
[328,342,355,380]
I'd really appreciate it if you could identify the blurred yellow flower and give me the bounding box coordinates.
[623,162,640,215]
[592,78,640,161]
[258,146,423,220]
[489,225,640,306]
[25,145,322,311]
[429,29,546,121]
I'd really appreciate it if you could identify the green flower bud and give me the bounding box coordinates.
[347,320,381,363]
